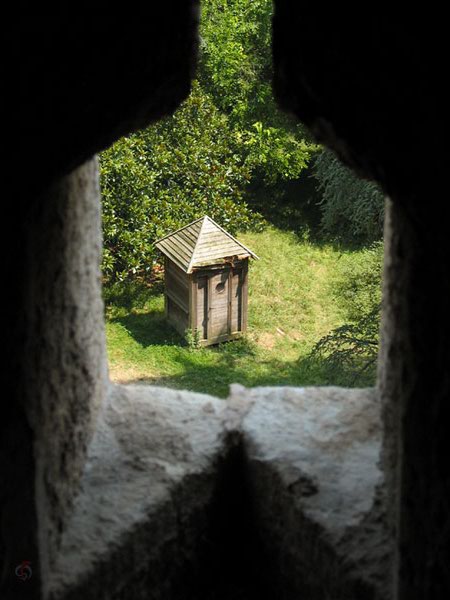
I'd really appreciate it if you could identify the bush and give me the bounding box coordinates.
[313,149,385,245]
[309,242,383,385]
[100,82,264,284]
[100,0,318,287]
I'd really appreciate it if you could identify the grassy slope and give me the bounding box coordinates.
[106,226,378,397]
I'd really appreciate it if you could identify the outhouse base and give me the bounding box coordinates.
[197,331,244,347]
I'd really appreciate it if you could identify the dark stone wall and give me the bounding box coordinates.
[17,5,199,196]
[3,3,449,599]
[25,160,108,592]
[272,5,450,599]
[272,5,449,200]
[381,199,450,599]
[3,5,199,598]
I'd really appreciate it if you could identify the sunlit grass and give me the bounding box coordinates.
[105,226,380,397]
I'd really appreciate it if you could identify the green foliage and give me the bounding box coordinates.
[105,228,383,396]
[310,242,383,384]
[199,0,318,183]
[313,149,385,244]
[100,0,383,289]
[185,328,201,350]
[310,308,380,385]
[100,0,320,285]
[199,0,273,121]
[100,82,264,283]
[334,241,383,321]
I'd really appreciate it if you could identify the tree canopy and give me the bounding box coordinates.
[100,0,383,285]
[199,0,317,183]
[101,82,266,282]
[312,149,384,244]
[100,0,317,283]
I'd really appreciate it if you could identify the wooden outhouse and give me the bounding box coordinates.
[155,216,258,346]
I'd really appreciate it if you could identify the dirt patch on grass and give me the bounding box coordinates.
[109,365,144,383]
[256,332,278,350]
[289,330,306,342]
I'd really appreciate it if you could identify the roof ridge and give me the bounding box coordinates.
[187,216,208,273]
[156,215,258,273]
[200,215,260,261]
[154,216,205,245]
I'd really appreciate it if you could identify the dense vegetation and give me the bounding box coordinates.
[101,83,262,282]
[106,229,380,396]
[100,0,385,389]
[100,0,317,284]
[313,150,384,244]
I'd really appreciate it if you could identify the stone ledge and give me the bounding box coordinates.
[48,384,389,599]
[236,384,390,599]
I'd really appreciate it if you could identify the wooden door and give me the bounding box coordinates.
[231,267,243,333]
[196,276,208,340]
[209,270,229,339]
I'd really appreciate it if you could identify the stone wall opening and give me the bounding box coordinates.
[99,1,383,396]
[3,5,449,600]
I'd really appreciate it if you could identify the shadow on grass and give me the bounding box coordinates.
[111,307,375,397]
[112,308,185,347]
[104,278,165,313]
[246,173,380,252]
[247,174,323,242]
[124,353,374,398]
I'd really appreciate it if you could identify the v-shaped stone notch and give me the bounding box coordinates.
[48,385,389,600]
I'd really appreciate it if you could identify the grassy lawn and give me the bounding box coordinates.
[105,226,379,397]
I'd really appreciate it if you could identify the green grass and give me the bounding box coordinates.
[105,226,380,397]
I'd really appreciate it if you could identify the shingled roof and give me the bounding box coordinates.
[155,216,259,273]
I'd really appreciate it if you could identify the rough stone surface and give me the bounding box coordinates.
[239,385,381,533]
[16,4,199,196]
[2,159,109,600]
[4,5,450,600]
[48,385,229,599]
[272,5,449,200]
[46,383,386,600]
[4,9,199,590]
[238,385,389,599]
[25,159,109,593]
[379,199,450,599]
[377,199,403,590]
[272,7,450,598]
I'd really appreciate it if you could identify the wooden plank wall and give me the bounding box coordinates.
[193,260,248,343]
[231,267,243,333]
[209,271,229,338]
[165,258,190,336]
[172,258,250,345]
[195,276,208,339]
[166,259,189,311]
[167,297,188,336]
[241,260,248,332]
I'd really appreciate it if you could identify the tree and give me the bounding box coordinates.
[100,82,263,283]
[100,0,382,289]
[313,149,385,244]
[100,0,317,285]
[198,0,318,183]
[309,242,383,384]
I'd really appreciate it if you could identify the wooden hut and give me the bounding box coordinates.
[155,216,258,346]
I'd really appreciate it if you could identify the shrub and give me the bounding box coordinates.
[100,82,264,284]
[309,242,383,385]
[313,149,384,245]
